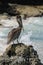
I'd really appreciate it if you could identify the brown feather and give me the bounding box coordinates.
[7,27,21,44]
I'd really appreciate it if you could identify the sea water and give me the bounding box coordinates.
[0,17,43,63]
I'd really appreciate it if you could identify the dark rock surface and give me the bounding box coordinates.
[0,43,43,65]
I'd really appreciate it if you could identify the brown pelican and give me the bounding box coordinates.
[7,15,23,44]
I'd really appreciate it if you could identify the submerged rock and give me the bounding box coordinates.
[0,43,43,65]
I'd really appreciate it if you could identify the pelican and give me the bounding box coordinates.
[7,15,23,44]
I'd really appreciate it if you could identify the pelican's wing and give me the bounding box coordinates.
[7,28,16,44]
[7,27,21,44]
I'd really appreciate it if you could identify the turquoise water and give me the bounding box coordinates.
[0,17,43,63]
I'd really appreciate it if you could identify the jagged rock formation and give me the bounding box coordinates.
[0,43,43,65]
[4,4,43,17]
[0,3,43,16]
[13,4,43,17]
[0,0,43,16]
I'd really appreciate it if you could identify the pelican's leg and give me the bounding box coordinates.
[17,39,19,43]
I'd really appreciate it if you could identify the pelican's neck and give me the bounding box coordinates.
[19,22,23,28]
[17,16,23,28]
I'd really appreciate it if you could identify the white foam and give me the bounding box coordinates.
[19,31,32,46]
[1,18,19,28]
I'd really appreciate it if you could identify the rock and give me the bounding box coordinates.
[0,43,43,65]
[15,5,43,17]
[0,2,43,16]
[7,4,43,17]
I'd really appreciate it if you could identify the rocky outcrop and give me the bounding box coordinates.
[0,2,43,16]
[13,4,43,17]
[0,43,43,65]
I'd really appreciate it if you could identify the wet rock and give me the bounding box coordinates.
[0,43,43,65]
